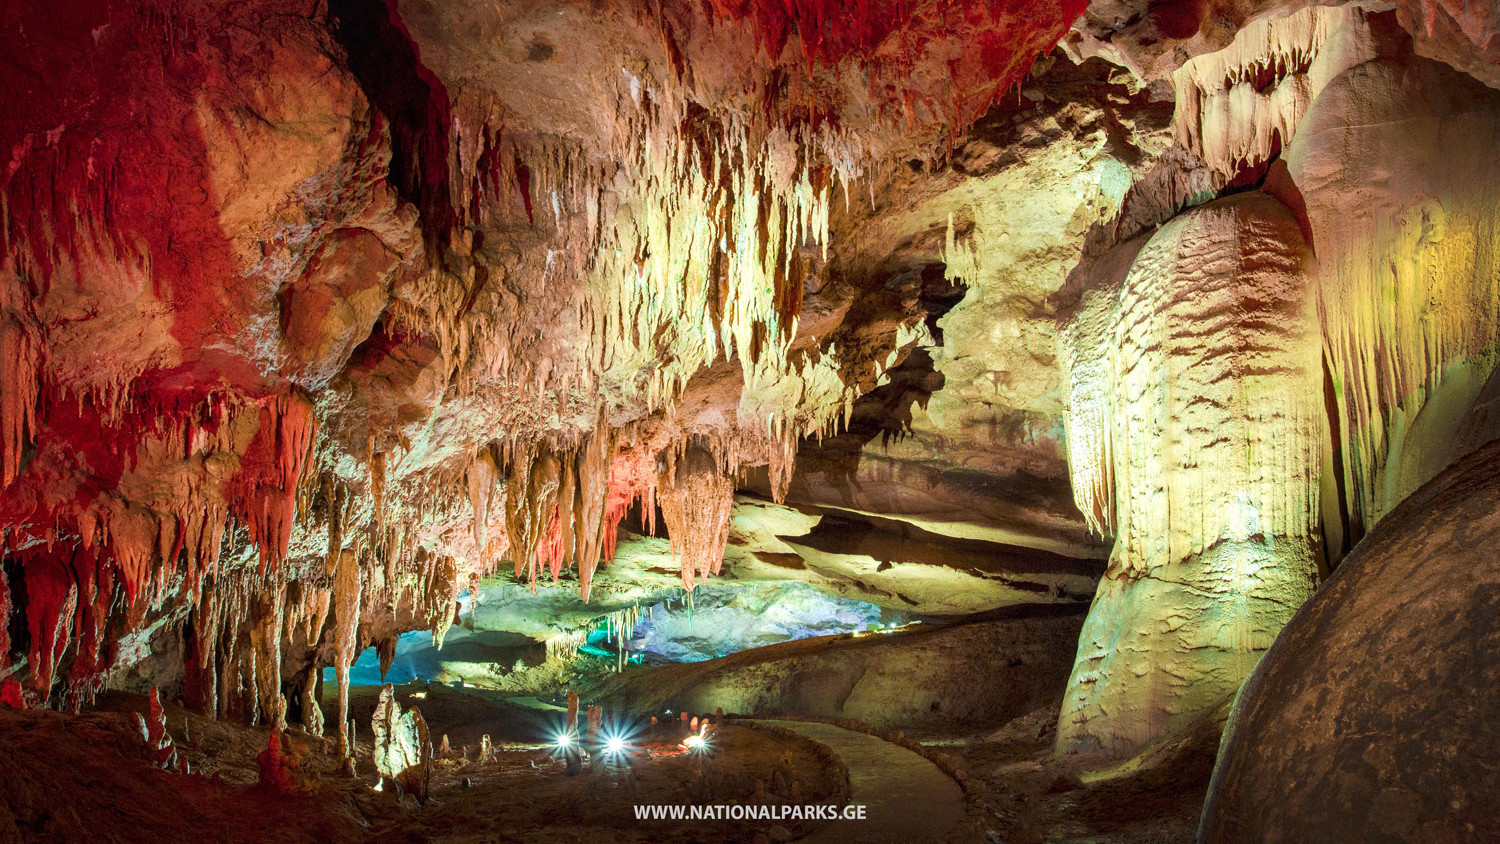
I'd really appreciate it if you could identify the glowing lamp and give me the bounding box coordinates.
[555,732,573,749]
[604,736,627,755]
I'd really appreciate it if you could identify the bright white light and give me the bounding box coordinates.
[604,736,627,755]
[682,734,706,751]
[555,732,573,748]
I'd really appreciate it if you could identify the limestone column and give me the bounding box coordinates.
[1056,192,1324,758]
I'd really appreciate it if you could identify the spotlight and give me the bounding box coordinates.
[554,732,573,749]
[604,736,627,755]
[682,734,707,752]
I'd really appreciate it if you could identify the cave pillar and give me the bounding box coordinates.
[1056,192,1324,758]
[250,582,288,730]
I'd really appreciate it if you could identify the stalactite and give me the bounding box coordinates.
[602,604,641,672]
[25,557,77,697]
[572,426,614,601]
[545,630,587,663]
[230,393,317,573]
[465,450,497,550]
[503,446,562,587]
[64,556,112,710]
[419,554,459,648]
[0,307,41,490]
[371,450,387,535]
[656,441,736,591]
[376,634,398,681]
[0,0,1095,727]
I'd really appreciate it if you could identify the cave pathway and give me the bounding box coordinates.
[750,719,965,843]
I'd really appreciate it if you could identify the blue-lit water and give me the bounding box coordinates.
[322,629,442,686]
[326,582,904,685]
[626,582,906,663]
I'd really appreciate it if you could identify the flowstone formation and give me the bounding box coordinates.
[1055,192,1323,757]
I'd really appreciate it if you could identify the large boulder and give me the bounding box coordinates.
[1201,439,1500,842]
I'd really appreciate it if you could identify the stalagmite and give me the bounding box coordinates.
[300,671,324,738]
[257,728,315,795]
[1056,193,1324,758]
[371,683,432,801]
[131,688,180,772]
[586,704,602,745]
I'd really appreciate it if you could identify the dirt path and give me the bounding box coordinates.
[751,720,965,844]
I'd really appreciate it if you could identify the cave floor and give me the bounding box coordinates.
[941,707,1214,844]
[2,689,844,843]
[1,683,1211,843]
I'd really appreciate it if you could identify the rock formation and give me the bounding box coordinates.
[1055,192,1323,757]
[257,728,317,795]
[371,684,432,801]
[0,0,1088,719]
[131,688,179,772]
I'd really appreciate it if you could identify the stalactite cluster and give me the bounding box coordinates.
[1172,5,1381,181]
[0,0,1085,729]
